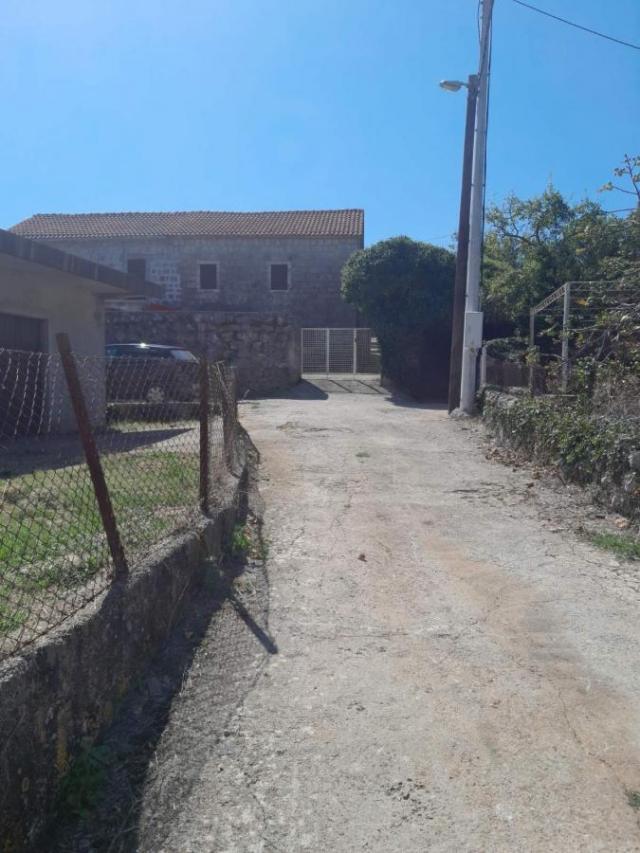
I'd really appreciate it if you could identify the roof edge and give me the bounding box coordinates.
[25,233,364,242]
[10,209,365,239]
[0,229,161,298]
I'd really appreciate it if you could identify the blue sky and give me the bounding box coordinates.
[1,0,638,245]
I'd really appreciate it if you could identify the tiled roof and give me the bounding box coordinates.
[11,210,364,240]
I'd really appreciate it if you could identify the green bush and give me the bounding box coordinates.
[484,393,639,487]
[485,337,529,363]
[341,236,455,400]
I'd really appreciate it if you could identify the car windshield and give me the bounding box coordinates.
[171,349,198,362]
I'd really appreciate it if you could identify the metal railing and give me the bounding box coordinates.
[0,338,240,660]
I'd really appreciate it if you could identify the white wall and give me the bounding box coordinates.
[0,268,107,430]
[0,269,105,356]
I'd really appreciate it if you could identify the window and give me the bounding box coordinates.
[127,257,146,279]
[199,263,218,290]
[270,263,289,291]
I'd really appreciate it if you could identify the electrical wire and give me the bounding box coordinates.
[512,0,640,51]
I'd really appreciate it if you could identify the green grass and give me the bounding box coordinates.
[229,521,269,561]
[230,523,251,557]
[57,744,113,818]
[0,451,199,633]
[589,531,640,561]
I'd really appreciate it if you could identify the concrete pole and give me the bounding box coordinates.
[460,0,494,413]
[448,74,478,413]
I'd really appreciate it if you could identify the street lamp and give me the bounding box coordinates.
[439,80,468,92]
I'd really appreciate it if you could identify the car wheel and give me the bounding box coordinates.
[146,385,166,404]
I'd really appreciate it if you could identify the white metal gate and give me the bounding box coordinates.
[301,328,380,375]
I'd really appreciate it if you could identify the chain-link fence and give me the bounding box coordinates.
[0,340,241,660]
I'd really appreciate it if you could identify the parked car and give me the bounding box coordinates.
[106,343,199,403]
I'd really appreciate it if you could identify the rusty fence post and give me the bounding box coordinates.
[199,356,210,513]
[55,333,128,580]
[220,365,235,471]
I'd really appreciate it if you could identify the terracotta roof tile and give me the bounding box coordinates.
[11,210,364,240]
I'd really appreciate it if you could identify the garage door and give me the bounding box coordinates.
[0,312,45,352]
[0,313,47,435]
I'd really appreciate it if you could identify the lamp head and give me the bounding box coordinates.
[439,79,466,92]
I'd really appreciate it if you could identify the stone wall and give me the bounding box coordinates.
[0,438,251,850]
[482,389,640,519]
[46,235,361,327]
[106,309,300,395]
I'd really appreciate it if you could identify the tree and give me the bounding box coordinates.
[598,154,640,286]
[341,237,455,399]
[482,184,635,331]
[599,153,640,205]
[483,157,640,334]
[482,157,640,380]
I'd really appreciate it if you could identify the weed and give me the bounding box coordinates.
[626,789,640,810]
[57,745,113,818]
[230,523,251,557]
[229,520,269,562]
[589,532,640,561]
[0,601,26,633]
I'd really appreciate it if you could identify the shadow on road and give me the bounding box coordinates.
[48,508,275,853]
[248,377,390,401]
[257,379,329,400]
[388,395,448,411]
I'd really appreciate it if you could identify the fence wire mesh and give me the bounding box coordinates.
[0,347,239,660]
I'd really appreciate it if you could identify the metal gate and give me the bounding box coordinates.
[301,328,380,375]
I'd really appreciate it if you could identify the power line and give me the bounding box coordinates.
[512,0,640,51]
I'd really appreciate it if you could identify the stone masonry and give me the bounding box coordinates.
[11,211,364,329]
[51,236,360,326]
[106,310,300,395]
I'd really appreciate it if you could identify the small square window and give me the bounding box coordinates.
[199,263,218,290]
[270,263,289,291]
[127,258,146,279]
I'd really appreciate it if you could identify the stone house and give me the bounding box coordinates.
[11,209,364,328]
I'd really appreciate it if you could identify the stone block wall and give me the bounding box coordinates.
[106,309,300,395]
[482,389,640,519]
[47,236,361,328]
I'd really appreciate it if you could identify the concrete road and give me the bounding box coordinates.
[139,386,640,852]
